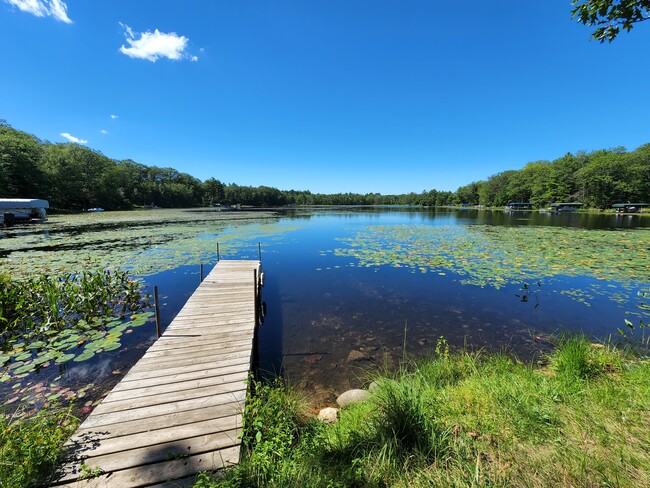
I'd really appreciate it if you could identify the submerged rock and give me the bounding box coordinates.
[347,350,371,363]
[317,407,339,423]
[336,389,370,408]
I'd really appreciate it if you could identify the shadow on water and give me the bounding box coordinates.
[254,270,284,381]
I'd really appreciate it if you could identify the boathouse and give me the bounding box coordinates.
[506,202,533,210]
[612,203,649,213]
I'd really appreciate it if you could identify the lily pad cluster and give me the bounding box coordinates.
[331,224,650,308]
[0,312,152,381]
[0,210,298,278]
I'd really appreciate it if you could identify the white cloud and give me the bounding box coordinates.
[60,132,87,144]
[110,114,119,119]
[100,129,108,134]
[119,23,196,62]
[5,0,72,23]
[48,0,70,23]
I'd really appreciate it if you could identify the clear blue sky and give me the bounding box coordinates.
[2,1,649,194]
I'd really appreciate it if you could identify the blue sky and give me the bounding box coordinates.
[2,1,649,194]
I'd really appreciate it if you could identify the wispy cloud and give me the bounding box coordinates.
[100,129,108,134]
[60,132,87,144]
[119,23,197,62]
[5,0,72,23]
[110,114,119,119]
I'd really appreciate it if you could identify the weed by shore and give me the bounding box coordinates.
[0,407,78,487]
[196,337,650,487]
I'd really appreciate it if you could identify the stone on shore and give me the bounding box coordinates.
[317,407,339,423]
[336,389,370,408]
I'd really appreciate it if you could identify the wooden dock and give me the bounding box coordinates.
[54,260,262,487]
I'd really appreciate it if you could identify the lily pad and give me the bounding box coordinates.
[73,351,96,362]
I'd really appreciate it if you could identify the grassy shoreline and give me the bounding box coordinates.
[197,337,649,487]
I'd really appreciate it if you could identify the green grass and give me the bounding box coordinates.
[195,337,650,487]
[0,406,78,487]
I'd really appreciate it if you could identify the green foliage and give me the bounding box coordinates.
[365,379,448,458]
[0,122,45,199]
[550,336,620,382]
[572,0,650,42]
[0,407,78,487]
[195,341,650,487]
[0,269,152,378]
[0,268,147,345]
[241,379,302,481]
[198,378,325,487]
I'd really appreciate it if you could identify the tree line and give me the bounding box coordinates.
[454,145,650,209]
[1,121,648,210]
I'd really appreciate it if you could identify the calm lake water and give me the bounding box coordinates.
[2,207,649,409]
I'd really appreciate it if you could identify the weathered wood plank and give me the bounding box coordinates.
[113,364,250,392]
[69,416,241,458]
[126,349,252,372]
[91,381,248,415]
[59,428,241,481]
[103,372,248,402]
[52,446,240,487]
[72,402,244,440]
[79,388,246,430]
[117,357,251,382]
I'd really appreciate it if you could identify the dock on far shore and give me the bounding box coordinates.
[53,259,262,488]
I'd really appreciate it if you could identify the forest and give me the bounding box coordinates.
[1,120,649,210]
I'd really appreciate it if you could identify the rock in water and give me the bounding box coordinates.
[347,350,371,363]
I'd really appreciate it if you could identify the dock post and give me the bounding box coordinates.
[217,243,220,262]
[258,242,261,262]
[200,263,204,283]
[153,285,162,338]
[253,268,258,324]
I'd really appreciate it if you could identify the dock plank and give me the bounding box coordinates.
[55,260,260,487]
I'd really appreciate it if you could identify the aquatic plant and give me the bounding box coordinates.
[0,210,298,278]
[0,269,153,379]
[331,224,650,310]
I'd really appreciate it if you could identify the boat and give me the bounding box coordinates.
[87,207,105,212]
[0,198,49,226]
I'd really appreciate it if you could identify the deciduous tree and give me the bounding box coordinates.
[572,0,650,42]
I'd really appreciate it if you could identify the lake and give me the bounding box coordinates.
[1,207,649,410]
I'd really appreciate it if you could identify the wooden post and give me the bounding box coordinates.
[200,263,204,283]
[217,243,220,262]
[253,268,258,325]
[153,285,161,338]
